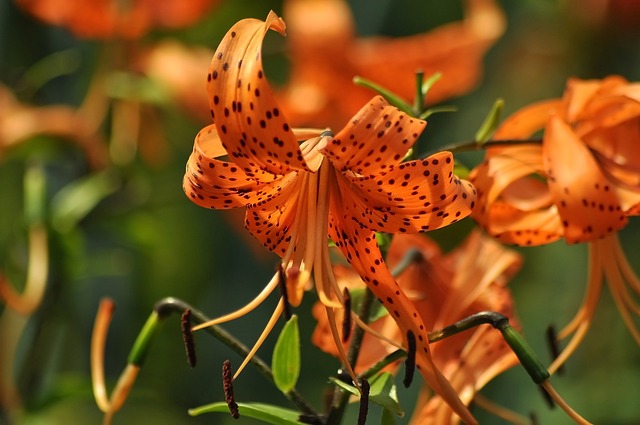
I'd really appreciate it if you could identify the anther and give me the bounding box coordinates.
[403,330,416,388]
[222,360,240,419]
[357,378,370,425]
[545,325,564,375]
[538,384,556,410]
[341,288,352,342]
[181,309,196,368]
[277,264,292,321]
[320,130,334,138]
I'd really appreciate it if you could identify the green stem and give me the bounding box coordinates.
[326,288,376,425]
[413,70,424,116]
[422,138,542,157]
[353,76,413,116]
[429,312,550,384]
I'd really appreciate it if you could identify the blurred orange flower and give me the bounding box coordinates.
[183,11,478,423]
[312,231,522,424]
[0,84,107,167]
[470,75,640,372]
[15,0,219,39]
[279,0,506,127]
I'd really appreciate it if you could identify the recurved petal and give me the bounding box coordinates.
[543,116,627,243]
[244,172,303,256]
[207,11,308,176]
[328,186,477,425]
[335,152,476,234]
[320,96,426,177]
[183,125,278,209]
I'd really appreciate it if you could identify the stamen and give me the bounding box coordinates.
[357,378,370,425]
[473,393,534,425]
[233,299,284,380]
[222,360,240,419]
[545,325,563,375]
[277,265,292,321]
[342,288,352,342]
[181,309,197,367]
[403,330,417,388]
[91,298,116,413]
[192,271,280,331]
[540,381,592,425]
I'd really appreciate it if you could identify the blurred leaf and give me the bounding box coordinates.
[188,402,306,425]
[475,98,504,144]
[106,72,170,104]
[50,170,120,232]
[20,49,81,96]
[272,315,300,393]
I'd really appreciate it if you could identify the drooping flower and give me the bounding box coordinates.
[279,0,506,127]
[15,0,219,39]
[183,11,478,423]
[312,231,523,424]
[470,75,640,372]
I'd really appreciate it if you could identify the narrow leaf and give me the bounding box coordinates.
[475,98,504,144]
[189,402,306,425]
[368,373,404,417]
[272,315,300,393]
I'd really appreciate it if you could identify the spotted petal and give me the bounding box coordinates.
[327,189,477,425]
[336,152,476,233]
[207,11,308,176]
[184,125,280,209]
[543,116,626,243]
[320,96,426,177]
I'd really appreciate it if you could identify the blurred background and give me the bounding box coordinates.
[1,0,639,424]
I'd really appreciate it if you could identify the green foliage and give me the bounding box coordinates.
[188,402,308,425]
[271,315,301,394]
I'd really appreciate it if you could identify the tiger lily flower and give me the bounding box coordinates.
[312,231,523,424]
[280,0,505,127]
[470,75,640,373]
[183,11,477,423]
[15,0,219,39]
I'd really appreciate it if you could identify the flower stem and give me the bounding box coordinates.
[422,138,542,157]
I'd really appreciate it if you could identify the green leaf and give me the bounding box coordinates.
[50,170,120,232]
[329,373,404,417]
[328,377,360,397]
[475,98,504,144]
[381,408,397,425]
[272,315,300,393]
[189,402,307,425]
[353,76,414,116]
[368,373,404,417]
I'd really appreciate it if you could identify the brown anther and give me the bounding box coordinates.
[181,309,196,368]
[341,288,352,342]
[357,378,370,425]
[277,264,292,321]
[545,325,564,375]
[403,330,416,388]
[222,360,240,419]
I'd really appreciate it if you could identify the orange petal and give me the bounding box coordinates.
[207,11,308,176]
[244,172,303,256]
[320,96,426,177]
[493,100,561,139]
[327,189,477,425]
[335,152,476,233]
[183,126,279,209]
[543,116,627,243]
